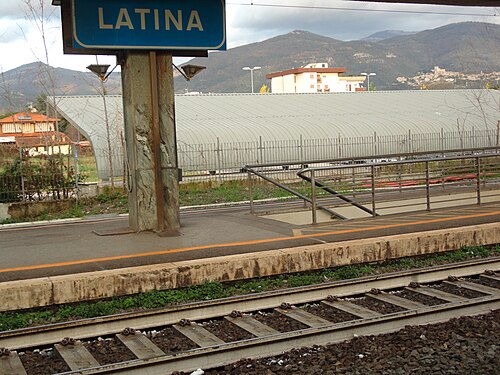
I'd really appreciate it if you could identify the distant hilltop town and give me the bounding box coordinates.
[397,66,500,89]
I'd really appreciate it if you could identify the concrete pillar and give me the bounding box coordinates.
[121,52,180,233]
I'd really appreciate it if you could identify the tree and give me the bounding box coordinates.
[33,92,47,114]
[0,153,79,202]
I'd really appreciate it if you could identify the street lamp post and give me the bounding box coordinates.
[87,64,114,187]
[361,72,376,92]
[242,66,261,93]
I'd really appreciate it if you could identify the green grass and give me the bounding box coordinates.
[77,156,99,182]
[0,179,305,225]
[0,245,497,331]
[180,180,303,206]
[0,188,130,224]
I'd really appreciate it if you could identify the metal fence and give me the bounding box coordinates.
[0,143,80,203]
[1,127,499,203]
[178,128,499,182]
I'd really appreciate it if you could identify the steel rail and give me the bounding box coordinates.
[58,295,500,374]
[1,257,498,351]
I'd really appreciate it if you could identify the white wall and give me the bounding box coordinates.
[271,76,284,93]
[271,75,298,93]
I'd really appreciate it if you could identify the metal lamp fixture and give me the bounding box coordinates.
[86,64,110,81]
[174,64,206,81]
[86,64,119,82]
[182,64,206,80]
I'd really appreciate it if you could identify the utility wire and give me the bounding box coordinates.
[227,2,497,17]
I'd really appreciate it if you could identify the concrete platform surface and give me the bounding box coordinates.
[0,201,499,283]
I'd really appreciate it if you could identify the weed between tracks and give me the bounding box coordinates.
[0,245,498,331]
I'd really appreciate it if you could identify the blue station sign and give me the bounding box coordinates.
[68,0,226,51]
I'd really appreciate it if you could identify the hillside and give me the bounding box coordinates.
[176,22,500,93]
[1,22,499,112]
[0,62,121,113]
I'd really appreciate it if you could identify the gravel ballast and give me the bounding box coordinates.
[200,309,499,375]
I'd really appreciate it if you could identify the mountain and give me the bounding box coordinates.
[1,22,499,113]
[362,30,417,42]
[0,62,121,113]
[175,22,500,93]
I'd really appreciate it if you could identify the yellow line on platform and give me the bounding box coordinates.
[1,210,499,274]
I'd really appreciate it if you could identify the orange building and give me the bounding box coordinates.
[0,112,71,155]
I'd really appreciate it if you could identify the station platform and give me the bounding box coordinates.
[1,200,500,283]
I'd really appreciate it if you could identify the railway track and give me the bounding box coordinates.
[0,257,499,374]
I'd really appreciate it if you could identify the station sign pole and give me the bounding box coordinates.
[121,51,180,233]
[53,0,226,234]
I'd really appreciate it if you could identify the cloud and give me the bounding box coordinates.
[1,0,498,72]
[0,18,27,43]
[0,0,60,20]
[226,1,498,43]
[0,2,27,19]
[0,23,116,74]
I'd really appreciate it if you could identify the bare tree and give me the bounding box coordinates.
[456,113,468,151]
[22,1,58,112]
[19,1,75,194]
[465,89,500,147]
[0,68,18,113]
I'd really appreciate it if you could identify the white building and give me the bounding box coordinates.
[266,63,366,93]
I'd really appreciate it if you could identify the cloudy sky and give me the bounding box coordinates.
[0,0,497,73]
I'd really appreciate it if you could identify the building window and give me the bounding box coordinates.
[2,123,22,133]
[22,124,33,133]
[35,122,54,132]
[310,74,314,79]
[2,124,14,133]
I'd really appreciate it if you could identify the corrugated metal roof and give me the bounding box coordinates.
[50,90,500,179]
[49,95,124,180]
[174,90,499,143]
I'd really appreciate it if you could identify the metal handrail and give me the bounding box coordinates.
[299,153,500,224]
[297,169,377,217]
[244,146,500,170]
[243,149,500,225]
[243,166,346,219]
[298,152,500,174]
